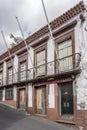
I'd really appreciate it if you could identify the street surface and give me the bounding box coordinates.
[0,104,74,130]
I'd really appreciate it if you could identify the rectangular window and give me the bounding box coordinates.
[57,39,72,72]
[20,61,27,81]
[0,71,3,86]
[0,89,3,100]
[36,50,46,77]
[6,88,13,100]
[8,67,13,84]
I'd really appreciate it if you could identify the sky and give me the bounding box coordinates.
[0,0,86,55]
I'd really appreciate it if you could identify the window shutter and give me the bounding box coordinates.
[36,50,46,76]
[58,39,72,72]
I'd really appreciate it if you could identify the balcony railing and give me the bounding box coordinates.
[0,53,81,86]
[0,79,3,86]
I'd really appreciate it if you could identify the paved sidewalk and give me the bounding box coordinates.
[7,116,74,130]
[0,104,74,130]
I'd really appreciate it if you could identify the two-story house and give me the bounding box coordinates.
[0,1,87,129]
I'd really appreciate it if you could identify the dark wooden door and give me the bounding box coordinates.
[19,89,26,110]
[60,83,73,116]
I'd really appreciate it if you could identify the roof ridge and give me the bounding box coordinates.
[23,0,86,44]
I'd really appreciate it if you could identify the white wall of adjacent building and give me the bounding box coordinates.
[2,88,5,101]
[75,16,87,110]
[13,86,17,101]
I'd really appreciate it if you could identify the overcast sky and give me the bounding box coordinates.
[0,0,86,55]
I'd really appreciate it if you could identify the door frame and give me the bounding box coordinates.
[58,82,74,117]
[35,85,47,115]
[17,86,27,110]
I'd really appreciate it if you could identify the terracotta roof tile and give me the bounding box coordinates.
[0,1,86,61]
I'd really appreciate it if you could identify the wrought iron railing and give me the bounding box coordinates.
[0,53,81,86]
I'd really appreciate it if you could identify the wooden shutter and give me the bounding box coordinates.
[8,67,13,84]
[58,39,72,72]
[0,72,2,86]
[36,50,45,76]
[20,61,26,81]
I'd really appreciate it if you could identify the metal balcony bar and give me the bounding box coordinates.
[0,53,81,86]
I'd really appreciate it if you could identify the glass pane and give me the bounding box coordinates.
[67,39,72,47]
[59,83,73,116]
[21,63,26,71]
[37,50,45,65]
[67,46,72,55]
[0,72,2,86]
[8,69,12,75]
[36,50,46,76]
[8,67,13,84]
[20,62,26,81]
[58,39,72,72]
[37,65,45,76]
[0,72,2,79]
[6,88,13,100]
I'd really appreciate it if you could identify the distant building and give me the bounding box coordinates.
[0,1,87,129]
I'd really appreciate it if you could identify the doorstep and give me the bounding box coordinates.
[56,120,76,125]
[35,114,47,119]
[35,114,47,117]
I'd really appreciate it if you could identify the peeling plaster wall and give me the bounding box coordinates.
[75,14,87,110]
[74,19,82,53]
[47,38,54,75]
[3,62,6,85]
[28,84,33,107]
[13,85,17,101]
[13,55,18,73]
[13,55,18,83]
[28,47,34,79]
[2,87,5,101]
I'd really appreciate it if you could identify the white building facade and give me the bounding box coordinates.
[0,1,87,129]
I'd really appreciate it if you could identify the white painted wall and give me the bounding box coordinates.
[74,20,82,53]
[13,55,18,83]
[13,86,17,101]
[28,47,34,79]
[28,84,33,107]
[2,88,5,101]
[48,84,55,108]
[14,55,18,73]
[76,15,87,110]
[3,62,7,85]
[47,38,54,75]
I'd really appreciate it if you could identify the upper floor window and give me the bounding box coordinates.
[0,89,3,100]
[8,66,13,84]
[57,38,72,72]
[0,71,3,86]
[0,64,3,86]
[20,61,27,81]
[36,50,46,77]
